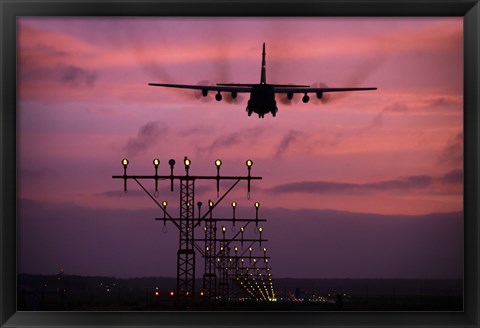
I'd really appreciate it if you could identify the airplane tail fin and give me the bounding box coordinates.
[260,42,266,84]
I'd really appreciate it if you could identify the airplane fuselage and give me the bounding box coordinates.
[247,84,278,118]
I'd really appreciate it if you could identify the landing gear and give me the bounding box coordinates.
[271,107,278,117]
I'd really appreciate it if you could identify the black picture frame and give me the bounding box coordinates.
[1,0,478,327]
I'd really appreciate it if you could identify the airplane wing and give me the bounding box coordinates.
[273,86,377,94]
[148,83,252,93]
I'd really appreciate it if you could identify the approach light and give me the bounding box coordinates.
[302,93,310,103]
[232,201,237,208]
[246,159,253,167]
[168,159,175,168]
[255,202,260,208]
[169,291,174,297]
[153,158,160,167]
[209,200,214,208]
[215,159,222,167]
[162,201,168,208]
[184,157,191,167]
[263,247,267,253]
[222,226,226,233]
[259,227,263,233]
[122,158,129,167]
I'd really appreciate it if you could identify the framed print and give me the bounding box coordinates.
[1,0,479,327]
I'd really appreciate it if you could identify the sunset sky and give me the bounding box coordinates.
[17,17,463,279]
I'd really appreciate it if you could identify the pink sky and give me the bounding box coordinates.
[17,18,463,279]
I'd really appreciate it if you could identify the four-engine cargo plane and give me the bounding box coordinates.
[148,43,377,118]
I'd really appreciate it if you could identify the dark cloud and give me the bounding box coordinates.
[275,130,304,157]
[268,171,461,195]
[124,121,168,157]
[198,127,265,155]
[438,131,463,166]
[429,97,459,108]
[19,62,98,89]
[440,169,463,185]
[58,64,97,87]
[369,102,408,129]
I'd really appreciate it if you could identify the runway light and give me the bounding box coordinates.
[184,157,191,173]
[153,158,160,167]
[246,159,253,167]
[122,158,129,167]
[215,159,222,167]
[255,202,260,208]
[162,201,168,208]
[170,291,174,297]
[232,201,237,208]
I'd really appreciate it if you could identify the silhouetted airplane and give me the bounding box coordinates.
[149,43,377,118]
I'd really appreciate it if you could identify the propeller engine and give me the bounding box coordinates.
[194,80,214,103]
[312,82,332,104]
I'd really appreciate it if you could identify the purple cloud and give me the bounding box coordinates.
[267,170,461,195]
[124,121,168,157]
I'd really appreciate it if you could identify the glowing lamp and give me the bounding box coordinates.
[246,159,253,167]
[122,158,129,167]
[153,158,160,167]
[215,159,222,167]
